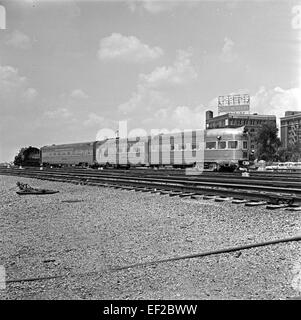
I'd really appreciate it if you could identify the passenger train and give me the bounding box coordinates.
[40,127,249,171]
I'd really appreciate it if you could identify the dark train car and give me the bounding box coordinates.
[14,146,40,167]
[40,141,97,166]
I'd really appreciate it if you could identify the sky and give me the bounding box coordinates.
[0,0,301,162]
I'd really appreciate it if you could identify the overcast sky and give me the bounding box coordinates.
[0,0,301,162]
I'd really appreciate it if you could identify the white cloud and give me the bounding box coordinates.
[251,86,301,121]
[5,30,32,49]
[220,37,237,63]
[118,49,198,115]
[23,87,38,100]
[44,108,73,120]
[143,104,205,131]
[127,1,198,14]
[84,113,105,126]
[0,65,26,93]
[0,64,38,108]
[98,33,163,63]
[118,84,171,114]
[70,89,89,99]
[140,49,197,89]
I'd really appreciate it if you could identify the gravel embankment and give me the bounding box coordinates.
[0,175,301,300]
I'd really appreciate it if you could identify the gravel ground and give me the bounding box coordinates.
[0,175,301,300]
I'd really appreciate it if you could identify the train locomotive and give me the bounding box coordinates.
[40,126,249,171]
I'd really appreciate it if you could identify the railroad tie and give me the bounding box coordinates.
[159,190,170,195]
[168,191,182,197]
[285,207,301,211]
[214,197,232,202]
[203,195,217,200]
[179,193,196,198]
[245,201,267,207]
[266,204,291,210]
[191,195,203,200]
[232,199,249,204]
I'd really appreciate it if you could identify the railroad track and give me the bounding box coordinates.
[1,167,300,209]
[7,166,301,182]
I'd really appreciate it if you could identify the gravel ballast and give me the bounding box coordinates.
[0,175,301,300]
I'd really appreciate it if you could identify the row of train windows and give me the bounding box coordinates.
[102,141,246,153]
[45,141,246,156]
[205,141,247,150]
[45,151,92,156]
[104,143,202,153]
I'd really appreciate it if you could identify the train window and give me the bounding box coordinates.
[243,141,248,149]
[228,141,238,149]
[218,141,226,149]
[206,142,216,149]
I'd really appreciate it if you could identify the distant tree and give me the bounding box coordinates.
[278,142,301,162]
[13,147,26,166]
[255,123,281,162]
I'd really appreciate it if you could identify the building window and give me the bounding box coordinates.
[243,141,248,149]
[206,142,216,149]
[218,141,226,149]
[228,141,238,149]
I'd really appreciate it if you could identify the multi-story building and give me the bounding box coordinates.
[280,111,301,149]
[205,111,277,152]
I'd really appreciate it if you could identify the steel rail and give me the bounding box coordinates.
[5,234,301,284]
[0,168,300,203]
[1,168,300,194]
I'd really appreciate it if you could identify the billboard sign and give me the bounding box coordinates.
[218,94,250,114]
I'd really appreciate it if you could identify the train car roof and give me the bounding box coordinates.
[205,126,245,137]
[41,141,97,148]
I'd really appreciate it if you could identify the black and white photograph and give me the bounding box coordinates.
[0,0,301,307]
